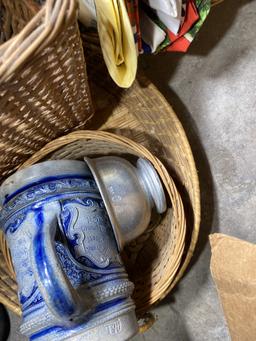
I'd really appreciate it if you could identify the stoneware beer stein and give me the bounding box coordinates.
[0,160,138,341]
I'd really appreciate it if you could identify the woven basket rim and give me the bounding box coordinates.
[0,129,187,317]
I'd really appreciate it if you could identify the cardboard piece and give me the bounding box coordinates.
[210,233,256,341]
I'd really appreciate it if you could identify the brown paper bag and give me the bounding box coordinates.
[210,233,256,341]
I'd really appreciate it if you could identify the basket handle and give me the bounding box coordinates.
[30,201,91,324]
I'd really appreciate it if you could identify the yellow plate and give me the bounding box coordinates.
[94,0,137,88]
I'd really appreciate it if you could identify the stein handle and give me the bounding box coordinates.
[30,202,91,324]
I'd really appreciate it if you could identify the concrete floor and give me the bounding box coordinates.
[5,0,256,339]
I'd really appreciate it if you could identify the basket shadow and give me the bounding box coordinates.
[0,303,10,341]
[189,0,254,57]
[140,0,252,83]
[83,33,125,129]
[158,90,217,284]
[122,230,160,317]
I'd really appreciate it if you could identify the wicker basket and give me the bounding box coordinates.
[0,0,93,182]
[0,0,228,330]
[0,22,201,328]
[0,75,200,321]
[0,130,186,319]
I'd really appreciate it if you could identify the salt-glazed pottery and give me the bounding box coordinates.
[84,156,167,249]
[0,160,138,341]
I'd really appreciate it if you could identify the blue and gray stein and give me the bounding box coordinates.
[0,160,138,340]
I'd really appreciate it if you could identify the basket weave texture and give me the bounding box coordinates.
[0,0,93,182]
[0,0,215,325]
[0,70,200,319]
[2,130,186,317]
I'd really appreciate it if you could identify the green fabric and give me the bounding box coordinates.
[185,0,211,42]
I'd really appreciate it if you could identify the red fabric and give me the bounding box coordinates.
[167,36,191,52]
[166,0,199,52]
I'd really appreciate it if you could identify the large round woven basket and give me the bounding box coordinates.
[0,0,207,327]
[0,70,200,323]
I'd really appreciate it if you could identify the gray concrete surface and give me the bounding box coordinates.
[6,0,256,339]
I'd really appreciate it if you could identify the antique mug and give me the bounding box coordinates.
[0,160,138,341]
